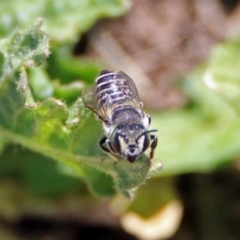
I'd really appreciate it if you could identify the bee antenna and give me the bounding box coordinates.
[136,129,157,143]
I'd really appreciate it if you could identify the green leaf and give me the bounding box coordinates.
[0,23,152,196]
[205,40,240,113]
[28,67,54,101]
[151,108,240,176]
[0,145,81,196]
[0,0,129,43]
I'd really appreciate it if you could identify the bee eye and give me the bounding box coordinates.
[111,135,121,154]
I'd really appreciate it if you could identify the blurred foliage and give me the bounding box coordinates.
[0,0,128,43]
[153,39,240,176]
[0,0,239,217]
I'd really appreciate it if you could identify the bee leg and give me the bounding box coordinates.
[98,136,119,163]
[149,134,158,160]
[98,136,112,154]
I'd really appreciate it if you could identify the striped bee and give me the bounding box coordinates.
[82,70,158,163]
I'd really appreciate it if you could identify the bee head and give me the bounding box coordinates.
[110,124,154,163]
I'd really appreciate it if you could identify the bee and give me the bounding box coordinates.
[82,70,158,163]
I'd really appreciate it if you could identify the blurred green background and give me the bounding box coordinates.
[0,0,240,239]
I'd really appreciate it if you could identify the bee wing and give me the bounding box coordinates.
[82,84,109,123]
[82,71,143,123]
[116,71,143,110]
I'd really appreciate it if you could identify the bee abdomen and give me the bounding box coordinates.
[96,71,133,109]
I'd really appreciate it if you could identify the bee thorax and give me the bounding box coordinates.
[111,106,142,125]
